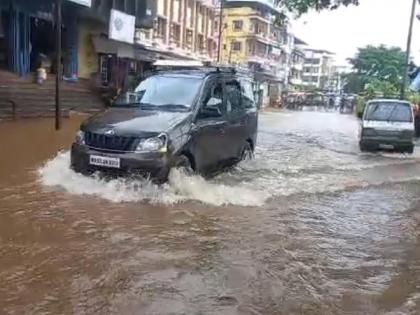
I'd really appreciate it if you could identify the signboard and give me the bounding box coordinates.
[109,9,136,45]
[67,0,91,7]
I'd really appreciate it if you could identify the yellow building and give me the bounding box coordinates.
[218,0,289,106]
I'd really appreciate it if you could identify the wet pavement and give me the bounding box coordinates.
[2,111,420,314]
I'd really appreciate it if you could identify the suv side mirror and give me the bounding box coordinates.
[199,97,223,118]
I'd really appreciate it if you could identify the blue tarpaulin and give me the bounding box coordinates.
[410,71,420,92]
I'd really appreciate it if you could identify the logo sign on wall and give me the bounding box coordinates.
[109,9,136,44]
[67,0,91,7]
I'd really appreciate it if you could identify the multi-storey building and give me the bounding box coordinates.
[288,37,306,89]
[216,0,289,106]
[327,65,351,93]
[136,0,217,61]
[302,48,335,90]
[0,0,217,90]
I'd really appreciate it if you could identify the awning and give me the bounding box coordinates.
[254,71,284,83]
[92,36,193,62]
[92,37,135,59]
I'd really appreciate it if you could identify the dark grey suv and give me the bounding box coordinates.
[71,67,258,182]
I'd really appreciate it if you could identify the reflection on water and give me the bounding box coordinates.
[1,111,420,314]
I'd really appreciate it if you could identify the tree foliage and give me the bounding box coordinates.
[343,73,363,94]
[344,45,406,96]
[348,45,406,87]
[277,0,359,16]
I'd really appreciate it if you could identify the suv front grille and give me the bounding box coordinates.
[85,132,137,152]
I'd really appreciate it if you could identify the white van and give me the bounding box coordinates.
[359,99,415,153]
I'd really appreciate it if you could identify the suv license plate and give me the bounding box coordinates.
[89,155,120,168]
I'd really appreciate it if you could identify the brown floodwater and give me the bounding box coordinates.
[2,111,420,314]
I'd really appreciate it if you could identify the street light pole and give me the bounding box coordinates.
[217,0,224,62]
[55,0,62,130]
[401,0,417,100]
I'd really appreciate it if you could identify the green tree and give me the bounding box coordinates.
[272,0,359,26]
[348,45,406,88]
[343,72,364,94]
[276,0,359,16]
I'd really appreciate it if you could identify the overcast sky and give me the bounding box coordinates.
[291,0,420,66]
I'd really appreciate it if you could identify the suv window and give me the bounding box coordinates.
[114,75,202,110]
[240,79,256,109]
[202,80,226,113]
[225,79,242,112]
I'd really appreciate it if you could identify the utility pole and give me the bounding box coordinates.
[217,0,224,62]
[55,0,62,130]
[401,0,417,100]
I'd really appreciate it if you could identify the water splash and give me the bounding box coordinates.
[38,144,420,207]
[38,152,268,206]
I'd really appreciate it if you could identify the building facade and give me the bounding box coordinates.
[136,0,217,61]
[0,0,216,91]
[301,48,334,90]
[217,0,289,106]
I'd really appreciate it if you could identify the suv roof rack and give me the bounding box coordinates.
[152,60,252,76]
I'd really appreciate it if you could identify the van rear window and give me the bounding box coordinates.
[365,102,412,122]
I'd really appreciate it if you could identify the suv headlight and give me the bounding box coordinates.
[75,130,85,144]
[136,135,167,152]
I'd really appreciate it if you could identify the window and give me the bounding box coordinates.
[306,58,321,65]
[365,102,413,122]
[202,81,225,113]
[225,80,242,112]
[231,41,241,52]
[113,76,203,109]
[240,79,256,109]
[155,17,167,39]
[233,20,243,31]
[157,0,165,16]
[187,3,193,27]
[173,0,181,22]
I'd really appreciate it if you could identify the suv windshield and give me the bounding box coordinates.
[365,102,413,122]
[113,75,202,110]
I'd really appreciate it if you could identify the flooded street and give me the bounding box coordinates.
[2,111,420,314]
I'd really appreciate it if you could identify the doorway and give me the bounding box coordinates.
[30,17,55,72]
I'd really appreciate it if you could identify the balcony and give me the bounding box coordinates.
[290,78,303,85]
[249,14,271,25]
[292,63,303,71]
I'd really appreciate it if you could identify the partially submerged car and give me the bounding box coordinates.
[71,66,258,182]
[359,99,415,153]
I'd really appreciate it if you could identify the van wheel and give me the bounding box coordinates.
[174,155,194,175]
[241,143,254,161]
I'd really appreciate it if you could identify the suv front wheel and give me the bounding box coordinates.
[173,155,194,175]
[240,142,254,161]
